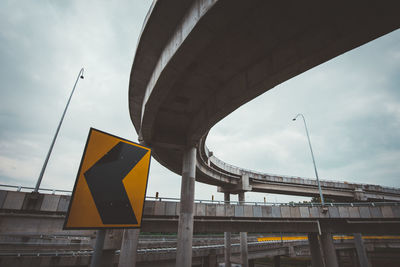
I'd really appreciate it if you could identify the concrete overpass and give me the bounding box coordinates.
[198,137,400,202]
[136,238,400,267]
[3,230,400,267]
[1,189,400,266]
[6,240,399,267]
[1,189,400,234]
[129,1,400,266]
[129,0,400,200]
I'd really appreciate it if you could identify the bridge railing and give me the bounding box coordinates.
[1,184,399,208]
[0,184,72,195]
[144,196,400,207]
[206,151,400,191]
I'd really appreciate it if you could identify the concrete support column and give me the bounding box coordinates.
[90,230,105,267]
[354,233,371,267]
[273,255,280,267]
[201,249,217,267]
[101,250,116,267]
[176,146,196,267]
[308,233,324,267]
[224,192,231,267]
[239,192,248,267]
[118,229,140,267]
[320,232,339,267]
[354,188,367,201]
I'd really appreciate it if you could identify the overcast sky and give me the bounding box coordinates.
[1,1,399,203]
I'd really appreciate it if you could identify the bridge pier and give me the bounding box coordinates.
[354,233,371,267]
[201,249,218,267]
[90,230,115,267]
[176,146,196,267]
[224,192,232,267]
[320,232,339,267]
[239,192,249,267]
[118,229,140,267]
[90,229,106,267]
[273,255,280,267]
[308,233,324,267]
[354,188,367,201]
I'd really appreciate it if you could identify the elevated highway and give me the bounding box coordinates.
[1,189,400,266]
[129,0,400,200]
[1,190,400,235]
[198,138,400,201]
[2,235,399,267]
[129,2,400,265]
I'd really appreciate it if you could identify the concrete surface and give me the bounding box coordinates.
[1,190,400,235]
[128,0,400,202]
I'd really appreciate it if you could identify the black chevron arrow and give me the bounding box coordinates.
[84,141,148,224]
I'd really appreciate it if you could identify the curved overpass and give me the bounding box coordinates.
[129,0,400,201]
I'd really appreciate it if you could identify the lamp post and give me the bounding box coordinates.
[292,114,325,205]
[34,68,85,193]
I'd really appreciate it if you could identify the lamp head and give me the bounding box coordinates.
[80,68,85,79]
[292,114,302,121]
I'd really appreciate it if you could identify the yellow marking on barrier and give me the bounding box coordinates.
[257,235,400,242]
[257,236,308,242]
[363,235,400,240]
[333,235,353,240]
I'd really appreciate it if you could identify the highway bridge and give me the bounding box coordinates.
[3,1,398,267]
[1,189,400,266]
[1,188,400,234]
[129,0,400,202]
[3,226,400,267]
[128,0,400,266]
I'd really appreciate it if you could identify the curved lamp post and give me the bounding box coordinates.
[34,68,85,192]
[292,113,325,205]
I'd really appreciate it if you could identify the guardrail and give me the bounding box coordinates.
[144,196,400,207]
[209,155,400,190]
[0,184,71,195]
[0,250,94,257]
[1,184,399,208]
[0,240,301,257]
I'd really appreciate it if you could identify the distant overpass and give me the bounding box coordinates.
[2,234,399,267]
[198,137,400,201]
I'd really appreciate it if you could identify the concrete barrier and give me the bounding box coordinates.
[1,190,400,234]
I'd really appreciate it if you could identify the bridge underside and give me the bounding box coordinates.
[129,0,400,200]
[133,0,400,171]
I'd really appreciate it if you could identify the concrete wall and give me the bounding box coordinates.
[1,190,400,221]
[143,200,400,220]
[1,190,400,235]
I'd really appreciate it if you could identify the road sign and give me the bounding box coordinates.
[64,128,151,229]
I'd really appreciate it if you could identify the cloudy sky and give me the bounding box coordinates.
[1,1,399,203]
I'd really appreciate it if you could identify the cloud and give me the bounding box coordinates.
[0,0,152,189]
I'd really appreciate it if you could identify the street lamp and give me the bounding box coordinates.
[292,113,325,205]
[34,68,85,193]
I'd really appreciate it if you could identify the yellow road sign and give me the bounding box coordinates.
[64,128,151,229]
